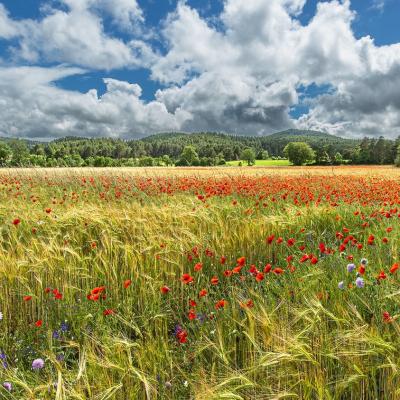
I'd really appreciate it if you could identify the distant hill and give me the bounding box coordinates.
[137,129,359,159]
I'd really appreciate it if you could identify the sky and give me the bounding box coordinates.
[0,0,399,140]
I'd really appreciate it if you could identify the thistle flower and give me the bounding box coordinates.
[32,358,45,370]
[355,277,365,288]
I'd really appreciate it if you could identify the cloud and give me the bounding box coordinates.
[150,0,400,137]
[0,4,19,39]
[0,67,191,140]
[0,0,400,139]
[1,0,152,70]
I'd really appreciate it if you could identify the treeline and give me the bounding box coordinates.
[0,130,399,167]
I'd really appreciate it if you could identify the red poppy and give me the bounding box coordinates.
[264,263,272,273]
[237,257,246,266]
[12,218,21,226]
[383,311,392,323]
[23,295,32,301]
[35,320,43,327]
[160,285,170,294]
[266,235,275,244]
[224,270,232,277]
[220,256,227,264]
[194,263,203,272]
[181,274,194,284]
[215,300,227,310]
[199,289,207,297]
[310,256,318,265]
[45,208,52,214]
[188,309,196,320]
[287,238,295,246]
[124,279,132,289]
[273,268,284,274]
[211,276,219,285]
[176,329,188,343]
[255,272,264,282]
[103,309,114,316]
[44,288,51,294]
[91,286,105,295]
[189,299,197,307]
[377,271,387,280]
[232,266,242,274]
[390,263,399,274]
[359,265,366,275]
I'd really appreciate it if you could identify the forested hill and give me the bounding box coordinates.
[0,129,398,167]
[139,129,359,159]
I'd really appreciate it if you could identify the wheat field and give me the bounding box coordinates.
[0,166,399,399]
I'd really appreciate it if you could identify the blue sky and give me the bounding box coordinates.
[0,0,399,139]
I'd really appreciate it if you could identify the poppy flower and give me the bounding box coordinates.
[287,238,295,246]
[123,279,132,289]
[35,320,43,327]
[103,309,114,316]
[44,288,51,294]
[188,309,196,320]
[264,263,272,273]
[215,300,227,310]
[220,256,227,265]
[23,296,32,301]
[189,299,197,307]
[390,263,399,274]
[377,271,387,280]
[181,274,194,284]
[45,208,52,214]
[194,263,203,272]
[224,270,232,277]
[273,268,284,274]
[176,328,188,344]
[266,234,275,244]
[199,289,207,297]
[310,256,318,265]
[383,311,392,323]
[359,265,366,275]
[237,257,246,266]
[160,285,170,294]
[91,286,105,295]
[382,237,388,244]
[232,266,242,274]
[255,272,264,282]
[211,276,219,285]
[12,218,21,226]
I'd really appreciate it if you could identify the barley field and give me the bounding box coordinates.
[0,166,399,399]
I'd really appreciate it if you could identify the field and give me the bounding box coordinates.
[0,166,399,399]
[226,159,291,166]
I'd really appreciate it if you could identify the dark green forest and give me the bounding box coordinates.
[0,129,399,167]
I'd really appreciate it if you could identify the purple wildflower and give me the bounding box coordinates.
[32,358,45,370]
[3,382,12,391]
[338,281,345,290]
[347,263,356,273]
[355,277,365,288]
